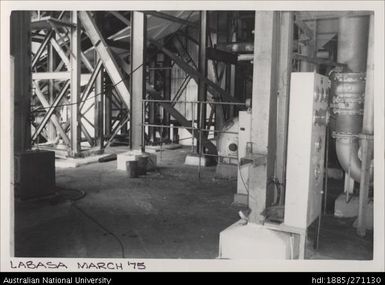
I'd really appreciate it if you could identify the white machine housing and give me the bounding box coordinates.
[284,72,329,229]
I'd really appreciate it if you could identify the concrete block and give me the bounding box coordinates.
[117,151,157,171]
[117,152,140,170]
[15,150,55,199]
[219,220,293,259]
[184,154,207,167]
[334,194,359,218]
[215,163,238,179]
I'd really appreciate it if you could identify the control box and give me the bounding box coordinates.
[284,72,329,229]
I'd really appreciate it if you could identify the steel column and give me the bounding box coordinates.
[197,11,208,154]
[70,11,81,156]
[130,11,146,150]
[47,32,57,142]
[95,58,104,148]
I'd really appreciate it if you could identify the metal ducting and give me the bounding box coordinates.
[331,15,371,183]
[331,72,365,182]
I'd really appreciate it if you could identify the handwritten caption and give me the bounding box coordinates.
[9,260,146,271]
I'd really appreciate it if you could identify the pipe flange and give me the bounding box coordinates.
[332,97,364,104]
[332,109,364,115]
[331,72,366,82]
[358,134,374,140]
[332,131,360,140]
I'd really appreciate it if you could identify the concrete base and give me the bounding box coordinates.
[353,200,374,230]
[56,153,111,168]
[117,150,157,171]
[334,194,359,218]
[219,220,294,259]
[215,163,238,179]
[184,154,207,167]
[233,193,248,206]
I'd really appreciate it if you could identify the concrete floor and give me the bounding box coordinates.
[15,147,373,260]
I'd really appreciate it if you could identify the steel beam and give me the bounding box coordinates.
[197,11,208,154]
[206,47,237,65]
[70,11,81,156]
[95,60,104,148]
[47,35,57,142]
[79,59,103,110]
[147,89,217,154]
[130,11,146,150]
[50,37,70,68]
[144,11,199,29]
[33,81,70,146]
[79,11,131,110]
[150,39,239,103]
[32,81,70,142]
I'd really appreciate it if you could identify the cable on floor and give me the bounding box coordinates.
[56,188,126,258]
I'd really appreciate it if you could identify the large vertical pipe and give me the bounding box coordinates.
[357,14,374,237]
[338,16,369,73]
[333,15,370,182]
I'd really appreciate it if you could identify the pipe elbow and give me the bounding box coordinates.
[335,137,362,182]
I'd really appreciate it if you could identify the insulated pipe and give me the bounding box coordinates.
[332,15,370,182]
[337,16,369,73]
[332,72,365,182]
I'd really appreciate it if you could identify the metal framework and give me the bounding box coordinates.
[29,10,256,158]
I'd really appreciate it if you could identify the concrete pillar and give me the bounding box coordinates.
[248,12,280,224]
[275,12,294,205]
[357,14,374,237]
[11,11,31,153]
[130,11,146,150]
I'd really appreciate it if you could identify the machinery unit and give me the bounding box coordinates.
[236,111,252,199]
[14,150,55,200]
[215,118,240,179]
[284,72,330,229]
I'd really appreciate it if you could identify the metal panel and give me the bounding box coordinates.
[284,72,329,229]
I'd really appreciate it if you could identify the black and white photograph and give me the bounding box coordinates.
[0,0,384,273]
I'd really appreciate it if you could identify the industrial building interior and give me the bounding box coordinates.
[9,10,376,260]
